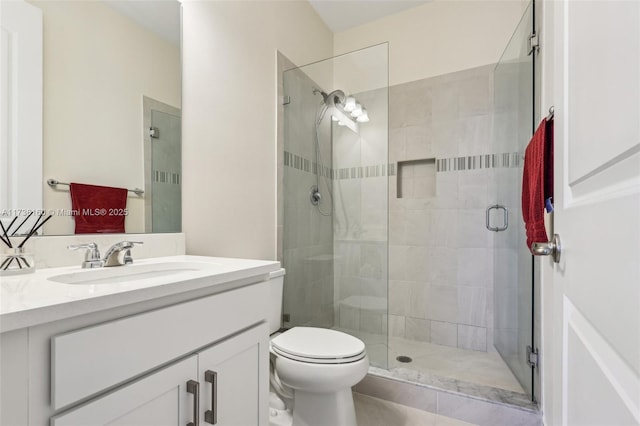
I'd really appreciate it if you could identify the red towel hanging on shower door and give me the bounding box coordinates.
[522,118,554,251]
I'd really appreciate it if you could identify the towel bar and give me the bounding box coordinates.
[47,179,144,196]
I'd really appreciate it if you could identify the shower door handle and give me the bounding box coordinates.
[486,205,508,232]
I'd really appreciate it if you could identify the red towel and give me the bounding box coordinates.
[70,183,127,234]
[522,118,554,251]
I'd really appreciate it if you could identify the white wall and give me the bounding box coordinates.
[181,0,529,260]
[34,0,181,235]
[334,0,529,86]
[181,0,333,260]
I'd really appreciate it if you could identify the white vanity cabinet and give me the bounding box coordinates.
[51,324,268,426]
[0,258,278,426]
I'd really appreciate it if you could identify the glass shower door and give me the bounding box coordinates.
[282,44,389,369]
[492,1,535,398]
[150,109,182,233]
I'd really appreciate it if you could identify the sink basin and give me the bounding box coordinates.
[48,261,219,285]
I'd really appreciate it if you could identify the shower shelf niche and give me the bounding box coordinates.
[397,158,436,199]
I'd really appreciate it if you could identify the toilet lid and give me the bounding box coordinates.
[271,327,365,362]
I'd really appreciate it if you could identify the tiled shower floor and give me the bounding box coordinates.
[386,337,524,393]
[338,328,525,396]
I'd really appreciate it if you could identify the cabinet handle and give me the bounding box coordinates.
[187,380,200,426]
[204,370,218,424]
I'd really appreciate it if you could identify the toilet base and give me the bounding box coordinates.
[291,388,357,426]
[269,407,294,426]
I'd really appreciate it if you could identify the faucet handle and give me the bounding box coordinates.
[123,241,143,265]
[68,243,104,268]
[68,242,100,259]
[112,241,143,250]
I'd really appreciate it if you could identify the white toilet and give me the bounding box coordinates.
[268,269,369,426]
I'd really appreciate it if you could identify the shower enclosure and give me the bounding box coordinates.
[492,0,537,400]
[143,96,182,233]
[280,0,537,407]
[281,44,389,369]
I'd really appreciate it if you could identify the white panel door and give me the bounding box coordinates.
[552,0,640,425]
[197,324,269,426]
[51,355,198,426]
[0,0,42,226]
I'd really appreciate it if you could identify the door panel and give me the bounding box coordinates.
[552,0,640,423]
[51,356,197,426]
[566,1,639,182]
[198,324,269,426]
[106,389,181,426]
[565,302,637,425]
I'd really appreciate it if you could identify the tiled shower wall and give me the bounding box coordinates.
[332,88,389,345]
[281,64,335,329]
[280,61,511,355]
[388,64,498,352]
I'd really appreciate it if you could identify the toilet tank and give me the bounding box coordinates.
[268,268,286,334]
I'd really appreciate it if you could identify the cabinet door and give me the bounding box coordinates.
[198,324,269,426]
[51,355,198,426]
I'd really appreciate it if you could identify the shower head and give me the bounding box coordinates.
[326,89,346,107]
[312,87,360,133]
[313,88,346,107]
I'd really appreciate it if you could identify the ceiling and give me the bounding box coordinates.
[308,0,432,33]
[102,0,180,46]
[101,0,431,45]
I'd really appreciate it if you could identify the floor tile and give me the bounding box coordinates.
[354,393,477,426]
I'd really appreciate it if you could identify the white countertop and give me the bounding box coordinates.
[0,255,280,333]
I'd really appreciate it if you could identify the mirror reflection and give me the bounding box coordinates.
[3,0,181,235]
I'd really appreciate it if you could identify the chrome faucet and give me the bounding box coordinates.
[68,242,104,269]
[102,241,144,267]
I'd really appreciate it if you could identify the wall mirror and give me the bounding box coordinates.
[0,0,181,236]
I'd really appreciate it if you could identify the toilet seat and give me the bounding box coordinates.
[271,327,366,364]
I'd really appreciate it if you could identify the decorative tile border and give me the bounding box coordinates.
[153,170,181,184]
[284,150,521,179]
[436,152,522,172]
[284,150,330,177]
[285,150,391,180]
[336,164,389,180]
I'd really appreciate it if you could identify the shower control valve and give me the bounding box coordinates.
[310,186,321,206]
